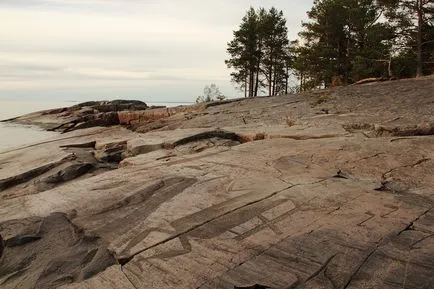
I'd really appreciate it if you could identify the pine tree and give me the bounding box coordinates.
[294,0,395,87]
[226,7,261,97]
[226,7,290,97]
[347,1,396,80]
[298,0,350,86]
[289,40,319,91]
[260,8,290,96]
[379,0,434,76]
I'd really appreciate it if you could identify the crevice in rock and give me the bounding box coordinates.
[343,123,375,132]
[196,193,365,289]
[3,129,348,197]
[390,137,416,142]
[380,124,434,137]
[170,129,342,153]
[333,169,350,179]
[343,122,434,138]
[410,233,434,249]
[342,244,379,289]
[303,253,338,285]
[374,180,405,194]
[352,153,384,163]
[1,141,125,196]
[121,268,139,289]
[0,154,75,191]
[172,130,250,148]
[0,131,106,154]
[117,184,296,265]
[397,209,431,236]
[4,235,42,247]
[234,284,272,289]
[40,163,95,184]
[173,137,241,155]
[281,134,340,140]
[60,141,96,148]
[1,128,346,195]
[381,158,431,180]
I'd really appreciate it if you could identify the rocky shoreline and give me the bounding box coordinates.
[0,76,433,289]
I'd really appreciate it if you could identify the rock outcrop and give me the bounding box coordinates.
[0,213,116,289]
[0,76,433,289]
[3,100,148,133]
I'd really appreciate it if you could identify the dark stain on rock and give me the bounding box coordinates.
[173,130,248,147]
[234,285,272,289]
[41,163,95,184]
[0,213,116,289]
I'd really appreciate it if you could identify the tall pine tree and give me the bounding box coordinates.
[226,7,290,97]
[260,8,290,96]
[226,8,261,97]
[379,0,434,76]
[294,0,395,87]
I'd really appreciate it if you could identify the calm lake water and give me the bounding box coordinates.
[0,100,74,152]
[0,100,192,152]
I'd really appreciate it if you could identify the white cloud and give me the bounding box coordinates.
[0,0,313,102]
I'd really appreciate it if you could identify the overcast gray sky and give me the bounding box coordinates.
[0,0,313,103]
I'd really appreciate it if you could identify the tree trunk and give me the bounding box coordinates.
[285,67,289,94]
[416,0,423,77]
[254,63,260,97]
[249,69,254,97]
[388,54,393,79]
[244,72,248,98]
[272,67,277,96]
[300,71,304,92]
[268,68,272,97]
[251,70,255,97]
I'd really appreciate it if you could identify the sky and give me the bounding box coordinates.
[0,0,313,103]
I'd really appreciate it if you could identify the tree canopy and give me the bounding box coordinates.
[226,7,290,97]
[226,1,433,94]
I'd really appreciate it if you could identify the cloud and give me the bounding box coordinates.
[0,0,313,101]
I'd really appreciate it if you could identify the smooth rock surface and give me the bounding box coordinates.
[0,77,433,289]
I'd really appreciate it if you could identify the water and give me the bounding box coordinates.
[0,100,193,152]
[0,100,76,152]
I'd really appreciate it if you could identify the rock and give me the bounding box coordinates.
[0,154,75,191]
[94,149,123,163]
[0,76,433,289]
[41,163,94,184]
[4,234,41,246]
[0,213,116,289]
[0,234,3,259]
[8,100,148,132]
[95,140,127,151]
[117,105,201,126]
[60,141,97,149]
[94,140,127,163]
[234,285,271,289]
[134,119,168,133]
[73,99,148,111]
[126,138,164,157]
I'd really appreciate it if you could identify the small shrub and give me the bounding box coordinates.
[317,94,328,104]
[331,75,343,87]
